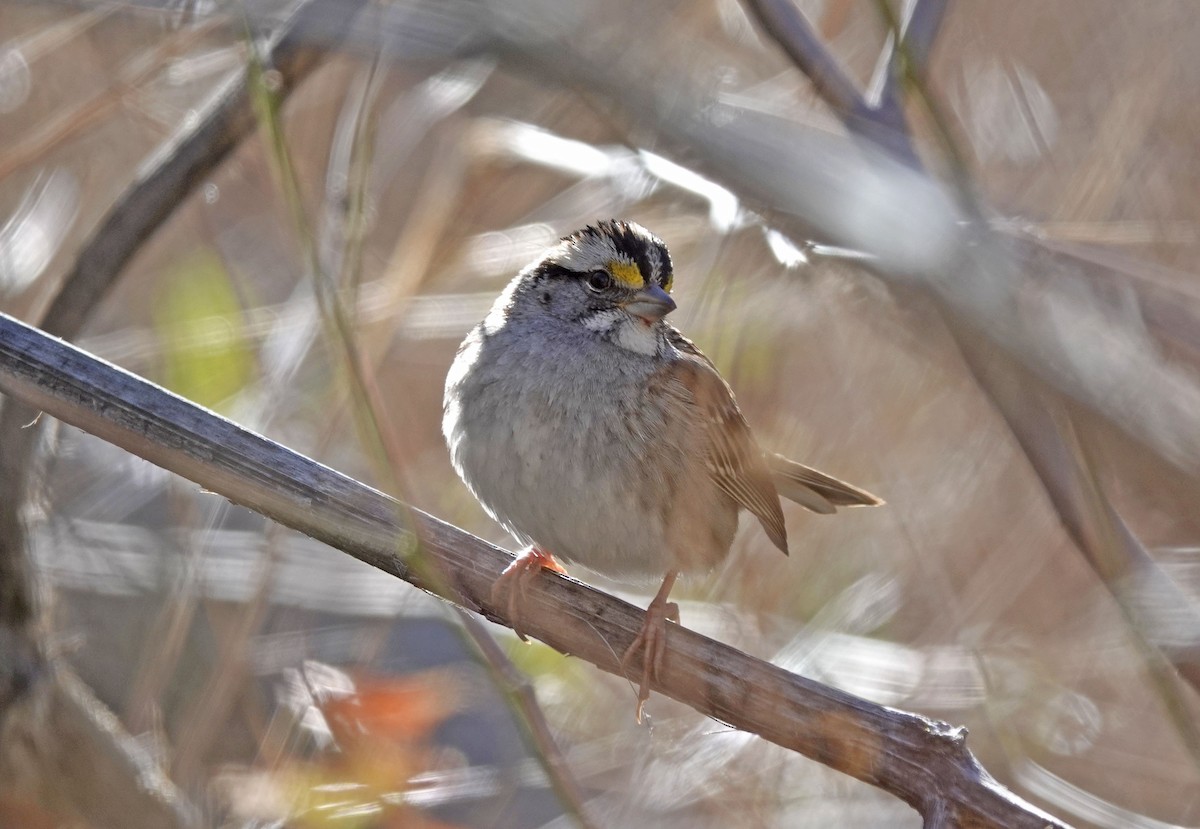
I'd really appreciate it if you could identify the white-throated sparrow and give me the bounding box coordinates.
[443,220,881,716]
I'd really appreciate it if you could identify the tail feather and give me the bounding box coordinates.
[768,453,884,514]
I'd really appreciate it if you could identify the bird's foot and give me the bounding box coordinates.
[620,572,680,722]
[491,546,565,641]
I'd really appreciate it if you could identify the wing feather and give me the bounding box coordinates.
[666,329,884,537]
[668,330,789,555]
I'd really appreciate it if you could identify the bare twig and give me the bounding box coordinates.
[455,610,599,827]
[950,332,1200,735]
[0,0,368,633]
[895,0,949,72]
[0,312,1071,829]
[744,0,864,120]
[868,0,948,137]
[0,1,367,823]
[251,50,596,825]
[744,0,920,164]
[0,666,199,829]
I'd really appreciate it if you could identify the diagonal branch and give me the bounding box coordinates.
[744,0,921,164]
[0,667,200,829]
[869,0,948,137]
[0,312,1071,829]
[744,0,865,120]
[948,326,1200,729]
[755,0,1200,707]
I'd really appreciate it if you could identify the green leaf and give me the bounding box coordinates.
[153,252,255,411]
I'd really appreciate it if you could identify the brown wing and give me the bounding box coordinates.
[668,330,789,555]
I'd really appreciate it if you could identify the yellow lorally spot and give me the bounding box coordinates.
[608,260,644,289]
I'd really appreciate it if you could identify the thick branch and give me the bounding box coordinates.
[0,312,1070,828]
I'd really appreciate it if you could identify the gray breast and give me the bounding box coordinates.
[444,321,703,577]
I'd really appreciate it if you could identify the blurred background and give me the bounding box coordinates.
[2,0,1200,827]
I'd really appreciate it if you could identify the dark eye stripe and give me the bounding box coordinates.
[532,262,572,281]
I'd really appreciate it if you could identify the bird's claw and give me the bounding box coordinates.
[621,597,680,722]
[491,546,564,641]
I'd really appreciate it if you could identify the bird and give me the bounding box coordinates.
[442,220,882,717]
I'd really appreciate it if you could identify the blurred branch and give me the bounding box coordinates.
[836,0,1200,714]
[868,0,948,140]
[0,14,226,183]
[951,333,1200,745]
[0,665,199,829]
[741,0,1200,503]
[743,0,864,120]
[1011,230,1200,359]
[0,312,1071,829]
[894,0,948,74]
[455,610,597,823]
[846,0,1200,736]
[0,0,367,646]
[49,1,1200,492]
[744,0,920,164]
[0,0,367,822]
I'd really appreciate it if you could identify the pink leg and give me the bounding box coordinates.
[620,571,680,722]
[491,545,566,641]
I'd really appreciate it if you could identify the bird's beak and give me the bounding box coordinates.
[623,284,676,323]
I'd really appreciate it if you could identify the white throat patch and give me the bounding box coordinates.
[583,309,660,356]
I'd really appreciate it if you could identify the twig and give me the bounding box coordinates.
[0,0,367,632]
[0,666,199,829]
[455,610,599,828]
[895,0,949,74]
[744,0,865,121]
[0,1,367,822]
[948,331,1200,740]
[249,45,597,825]
[744,0,920,164]
[0,311,1072,829]
[868,0,948,137]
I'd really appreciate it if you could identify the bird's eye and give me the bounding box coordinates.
[584,270,613,292]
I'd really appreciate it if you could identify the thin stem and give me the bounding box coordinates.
[245,36,597,829]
